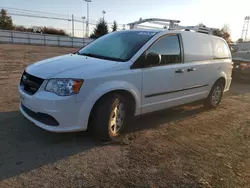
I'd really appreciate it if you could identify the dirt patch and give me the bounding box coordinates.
[0,44,250,188]
[0,44,76,112]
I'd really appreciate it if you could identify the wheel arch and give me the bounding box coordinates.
[88,89,138,128]
[92,89,136,112]
[80,79,142,130]
[205,76,226,108]
[214,76,226,89]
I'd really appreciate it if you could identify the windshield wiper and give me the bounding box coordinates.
[78,53,96,57]
[78,53,125,62]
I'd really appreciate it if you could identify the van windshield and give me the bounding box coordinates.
[77,31,158,62]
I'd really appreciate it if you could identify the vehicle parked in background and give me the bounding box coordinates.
[229,43,238,53]
[18,28,233,140]
[232,51,250,81]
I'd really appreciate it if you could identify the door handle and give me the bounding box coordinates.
[175,69,185,73]
[187,67,196,72]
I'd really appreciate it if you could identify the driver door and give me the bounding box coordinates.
[140,34,186,114]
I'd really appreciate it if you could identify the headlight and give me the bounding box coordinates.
[45,79,83,96]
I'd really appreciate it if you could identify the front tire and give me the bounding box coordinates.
[205,81,224,108]
[90,94,128,140]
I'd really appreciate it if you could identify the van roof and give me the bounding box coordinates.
[116,29,226,43]
[118,29,219,38]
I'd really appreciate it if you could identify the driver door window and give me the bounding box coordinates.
[147,35,181,65]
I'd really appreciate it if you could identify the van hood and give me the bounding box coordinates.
[26,54,119,79]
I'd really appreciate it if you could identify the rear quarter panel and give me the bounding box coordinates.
[181,32,232,95]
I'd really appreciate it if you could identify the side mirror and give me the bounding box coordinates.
[145,52,161,66]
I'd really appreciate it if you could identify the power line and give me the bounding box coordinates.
[8,12,99,26]
[9,12,126,27]
[3,7,126,26]
[0,6,70,17]
[2,7,128,37]
[9,13,72,22]
[8,10,70,20]
[3,7,88,22]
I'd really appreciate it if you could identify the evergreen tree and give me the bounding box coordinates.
[90,18,108,39]
[112,20,118,32]
[0,9,14,30]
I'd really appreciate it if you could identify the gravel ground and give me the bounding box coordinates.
[0,44,250,188]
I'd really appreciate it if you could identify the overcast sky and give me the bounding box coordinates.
[1,0,250,41]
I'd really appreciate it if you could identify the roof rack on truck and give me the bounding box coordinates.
[127,18,216,34]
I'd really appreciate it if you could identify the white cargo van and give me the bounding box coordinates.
[19,29,233,139]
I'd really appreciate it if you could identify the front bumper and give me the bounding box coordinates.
[18,86,89,133]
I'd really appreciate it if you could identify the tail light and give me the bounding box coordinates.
[240,62,250,70]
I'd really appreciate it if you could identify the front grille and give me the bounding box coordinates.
[20,71,44,95]
[21,104,59,126]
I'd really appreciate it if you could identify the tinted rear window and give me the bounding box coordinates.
[181,32,213,62]
[212,38,231,59]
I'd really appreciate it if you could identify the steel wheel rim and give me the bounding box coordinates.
[110,101,125,134]
[211,86,222,106]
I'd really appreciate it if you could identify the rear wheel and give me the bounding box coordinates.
[90,94,128,140]
[205,81,224,108]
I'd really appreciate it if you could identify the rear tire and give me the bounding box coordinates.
[90,94,128,141]
[205,81,224,108]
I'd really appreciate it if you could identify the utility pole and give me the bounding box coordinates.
[82,16,86,38]
[72,14,74,37]
[102,10,106,20]
[84,0,91,37]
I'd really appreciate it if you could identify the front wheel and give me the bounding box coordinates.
[90,94,128,140]
[205,81,224,108]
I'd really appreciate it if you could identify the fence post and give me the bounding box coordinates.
[10,31,13,44]
[28,33,31,44]
[72,37,74,47]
